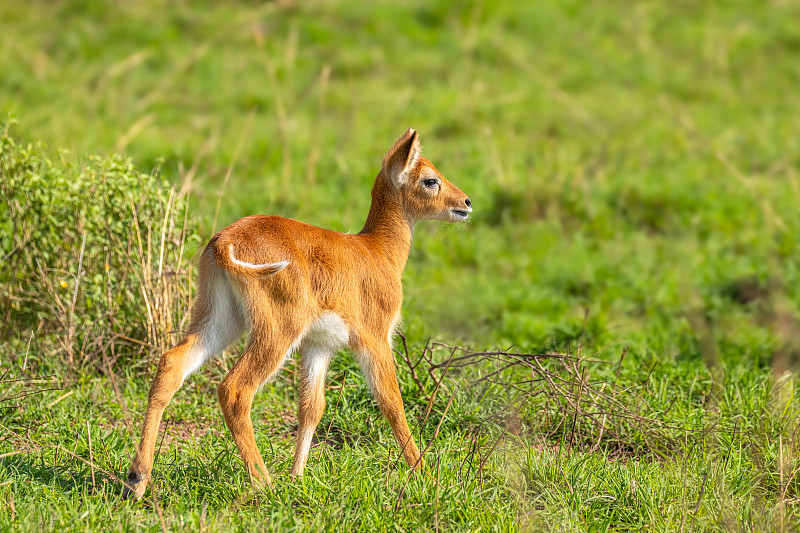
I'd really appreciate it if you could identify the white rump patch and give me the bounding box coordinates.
[181,262,247,381]
[229,244,290,272]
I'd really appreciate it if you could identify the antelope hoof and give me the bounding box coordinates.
[121,471,148,501]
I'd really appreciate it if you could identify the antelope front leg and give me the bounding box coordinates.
[290,343,331,477]
[359,341,422,470]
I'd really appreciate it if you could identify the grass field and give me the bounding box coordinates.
[2,0,800,531]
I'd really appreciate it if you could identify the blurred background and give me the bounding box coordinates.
[2,0,799,360]
[5,2,800,529]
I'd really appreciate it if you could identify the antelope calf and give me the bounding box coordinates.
[122,128,472,499]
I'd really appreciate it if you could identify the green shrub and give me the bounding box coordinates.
[0,120,200,365]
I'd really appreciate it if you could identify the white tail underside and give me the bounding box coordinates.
[229,244,290,273]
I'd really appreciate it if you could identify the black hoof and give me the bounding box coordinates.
[121,471,146,501]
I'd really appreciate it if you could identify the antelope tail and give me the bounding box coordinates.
[220,244,290,278]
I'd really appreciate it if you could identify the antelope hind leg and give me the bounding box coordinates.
[123,335,201,500]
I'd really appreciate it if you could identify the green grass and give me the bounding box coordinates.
[2,348,519,531]
[5,338,800,531]
[2,0,800,530]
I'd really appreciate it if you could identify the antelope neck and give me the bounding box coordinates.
[358,177,414,272]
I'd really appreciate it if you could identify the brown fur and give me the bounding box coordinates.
[122,129,472,499]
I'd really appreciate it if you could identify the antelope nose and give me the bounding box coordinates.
[465,198,472,209]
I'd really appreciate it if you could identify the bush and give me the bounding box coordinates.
[0,120,201,366]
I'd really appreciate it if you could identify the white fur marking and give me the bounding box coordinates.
[293,341,333,473]
[229,244,290,272]
[303,312,350,352]
[387,310,402,348]
[182,262,247,381]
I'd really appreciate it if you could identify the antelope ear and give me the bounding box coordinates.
[382,128,421,187]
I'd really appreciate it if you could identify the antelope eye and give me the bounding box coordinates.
[422,178,438,188]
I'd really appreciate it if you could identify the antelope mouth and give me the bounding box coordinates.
[451,209,471,220]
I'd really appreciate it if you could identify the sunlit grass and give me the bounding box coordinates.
[2,0,800,530]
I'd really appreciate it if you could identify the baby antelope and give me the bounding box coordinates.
[122,128,472,499]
